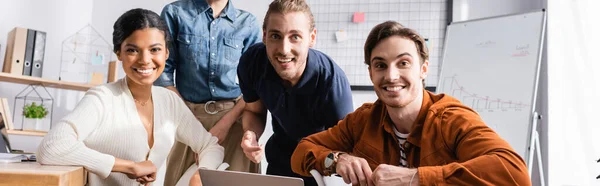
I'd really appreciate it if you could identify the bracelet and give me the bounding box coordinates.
[409,170,418,186]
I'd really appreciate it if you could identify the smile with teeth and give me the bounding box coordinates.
[133,67,156,74]
[277,57,294,63]
[384,86,405,91]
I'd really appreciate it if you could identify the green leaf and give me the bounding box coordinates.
[22,102,48,119]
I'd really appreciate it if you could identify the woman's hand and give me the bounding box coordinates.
[130,161,157,184]
[189,171,203,186]
[113,158,157,184]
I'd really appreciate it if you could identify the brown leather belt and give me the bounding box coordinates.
[196,97,240,114]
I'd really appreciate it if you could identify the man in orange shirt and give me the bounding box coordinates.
[291,21,531,186]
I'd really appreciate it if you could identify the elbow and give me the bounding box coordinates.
[494,152,532,185]
[36,138,59,165]
[36,135,74,165]
[509,159,532,185]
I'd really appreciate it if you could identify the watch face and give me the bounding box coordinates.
[325,153,334,168]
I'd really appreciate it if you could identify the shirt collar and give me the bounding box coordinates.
[380,89,433,147]
[193,0,237,22]
[223,1,238,22]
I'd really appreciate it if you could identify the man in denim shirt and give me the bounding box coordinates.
[155,0,260,185]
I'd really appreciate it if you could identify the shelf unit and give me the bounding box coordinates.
[0,72,94,91]
[6,130,48,137]
[0,72,95,136]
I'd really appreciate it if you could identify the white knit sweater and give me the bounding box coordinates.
[37,78,224,186]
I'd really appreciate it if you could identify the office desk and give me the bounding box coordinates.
[0,162,86,186]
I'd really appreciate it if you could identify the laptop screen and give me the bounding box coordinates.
[199,169,304,186]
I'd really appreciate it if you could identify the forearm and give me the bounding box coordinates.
[417,153,530,185]
[37,122,116,178]
[215,99,246,129]
[112,158,135,174]
[291,112,357,176]
[291,139,332,176]
[176,115,224,169]
[242,110,266,138]
[291,125,354,176]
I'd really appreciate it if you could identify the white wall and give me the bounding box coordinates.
[234,0,270,31]
[547,0,600,185]
[92,0,174,50]
[0,0,94,152]
[452,0,544,22]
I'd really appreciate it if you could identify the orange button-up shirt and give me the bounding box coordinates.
[291,90,530,185]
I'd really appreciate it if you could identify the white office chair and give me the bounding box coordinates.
[175,163,229,186]
[310,169,350,186]
[310,169,326,186]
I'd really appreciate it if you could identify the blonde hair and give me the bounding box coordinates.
[263,0,315,31]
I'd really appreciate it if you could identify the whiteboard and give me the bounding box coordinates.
[437,10,546,160]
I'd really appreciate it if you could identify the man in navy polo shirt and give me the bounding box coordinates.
[237,0,353,185]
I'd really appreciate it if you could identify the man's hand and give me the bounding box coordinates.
[209,117,234,144]
[240,130,264,163]
[371,164,418,186]
[335,154,374,186]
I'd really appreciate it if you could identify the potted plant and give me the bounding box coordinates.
[22,102,48,131]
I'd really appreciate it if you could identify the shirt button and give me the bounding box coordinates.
[235,45,239,48]
[211,37,215,40]
[212,22,216,25]
[211,53,215,56]
[211,72,214,75]
[212,89,215,92]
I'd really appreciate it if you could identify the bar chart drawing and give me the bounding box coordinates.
[440,75,529,113]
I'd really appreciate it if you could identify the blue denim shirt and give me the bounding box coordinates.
[155,0,261,103]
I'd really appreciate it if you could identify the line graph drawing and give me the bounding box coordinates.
[440,75,529,112]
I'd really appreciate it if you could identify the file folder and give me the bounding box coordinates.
[2,27,27,75]
[31,30,46,77]
[22,29,36,76]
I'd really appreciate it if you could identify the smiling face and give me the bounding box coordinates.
[369,36,428,108]
[263,11,316,86]
[116,28,169,87]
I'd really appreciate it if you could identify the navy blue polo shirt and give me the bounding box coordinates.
[237,43,354,166]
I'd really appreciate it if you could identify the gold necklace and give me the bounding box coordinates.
[134,97,152,107]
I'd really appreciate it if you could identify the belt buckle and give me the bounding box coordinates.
[204,101,219,114]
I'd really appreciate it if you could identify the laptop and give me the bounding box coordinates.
[199,169,304,186]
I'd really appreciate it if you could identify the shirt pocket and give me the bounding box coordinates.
[177,34,203,61]
[353,141,383,166]
[223,37,244,62]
